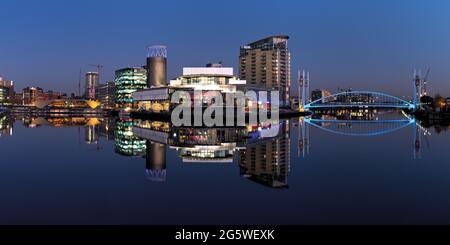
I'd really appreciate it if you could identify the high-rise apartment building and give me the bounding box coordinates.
[85,72,99,100]
[239,35,291,106]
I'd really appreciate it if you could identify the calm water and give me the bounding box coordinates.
[0,110,449,225]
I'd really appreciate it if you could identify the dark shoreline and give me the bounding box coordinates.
[130,110,312,122]
[414,110,450,119]
[414,110,450,127]
[3,109,311,125]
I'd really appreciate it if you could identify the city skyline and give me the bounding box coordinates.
[2,0,450,239]
[1,0,450,97]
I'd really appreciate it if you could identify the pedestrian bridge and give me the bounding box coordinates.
[304,91,415,110]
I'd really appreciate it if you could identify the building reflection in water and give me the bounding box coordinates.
[98,117,115,141]
[5,114,293,188]
[6,114,294,187]
[238,121,291,188]
[168,127,248,163]
[114,119,146,157]
[5,108,433,189]
[133,119,291,188]
[16,116,99,128]
[85,125,99,145]
[145,141,167,182]
[0,114,13,137]
[82,118,100,145]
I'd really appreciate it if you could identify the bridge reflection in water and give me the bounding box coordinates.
[304,118,414,137]
[297,109,428,160]
[3,109,431,189]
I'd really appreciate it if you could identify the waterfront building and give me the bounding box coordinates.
[115,67,147,109]
[96,82,116,109]
[0,87,10,106]
[42,90,67,101]
[85,72,99,100]
[16,87,66,106]
[12,93,24,106]
[311,89,332,103]
[22,87,44,105]
[133,64,246,113]
[146,45,167,87]
[311,89,322,102]
[170,65,246,93]
[239,35,291,106]
[334,88,374,104]
[0,76,14,106]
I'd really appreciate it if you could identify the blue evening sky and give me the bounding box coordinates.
[1,0,450,97]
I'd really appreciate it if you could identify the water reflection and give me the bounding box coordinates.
[2,109,449,189]
[239,122,290,188]
[145,141,167,182]
[0,114,13,137]
[114,119,146,157]
[132,119,290,187]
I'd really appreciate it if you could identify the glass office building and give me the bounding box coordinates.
[114,67,147,108]
[0,78,14,106]
[0,87,9,106]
